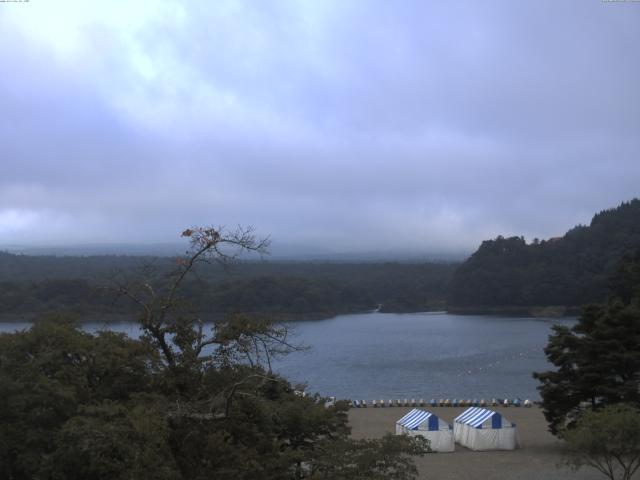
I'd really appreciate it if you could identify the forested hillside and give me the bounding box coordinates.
[448,199,640,313]
[0,253,455,319]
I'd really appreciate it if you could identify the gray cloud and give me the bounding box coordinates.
[1,0,639,256]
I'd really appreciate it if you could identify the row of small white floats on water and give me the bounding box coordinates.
[351,398,533,408]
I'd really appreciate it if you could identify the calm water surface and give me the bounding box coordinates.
[0,312,573,400]
[273,312,574,400]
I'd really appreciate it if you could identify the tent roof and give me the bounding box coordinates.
[454,407,498,427]
[396,409,434,430]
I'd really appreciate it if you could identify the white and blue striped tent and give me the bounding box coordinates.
[454,407,519,451]
[395,409,454,452]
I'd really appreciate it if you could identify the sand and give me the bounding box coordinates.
[348,406,611,480]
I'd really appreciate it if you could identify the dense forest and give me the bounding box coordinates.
[4,199,640,320]
[448,199,640,314]
[0,253,455,320]
[0,228,428,479]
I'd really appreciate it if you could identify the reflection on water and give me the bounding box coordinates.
[0,312,574,400]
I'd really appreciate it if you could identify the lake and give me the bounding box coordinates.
[0,312,572,401]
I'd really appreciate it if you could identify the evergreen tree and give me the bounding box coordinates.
[533,249,640,434]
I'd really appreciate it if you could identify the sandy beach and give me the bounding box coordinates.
[349,406,610,480]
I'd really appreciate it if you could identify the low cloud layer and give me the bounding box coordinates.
[1,0,639,256]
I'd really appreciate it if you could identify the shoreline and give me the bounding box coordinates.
[349,406,603,480]
[0,306,579,324]
[447,305,581,318]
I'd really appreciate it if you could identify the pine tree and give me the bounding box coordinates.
[534,249,640,434]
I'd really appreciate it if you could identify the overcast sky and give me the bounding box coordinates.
[1,0,639,256]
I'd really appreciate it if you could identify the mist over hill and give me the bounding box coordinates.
[4,199,640,319]
[1,241,466,263]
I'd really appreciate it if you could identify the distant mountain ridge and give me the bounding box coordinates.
[0,242,465,263]
[448,199,640,313]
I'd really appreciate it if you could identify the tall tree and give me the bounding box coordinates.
[534,249,640,434]
[0,226,429,480]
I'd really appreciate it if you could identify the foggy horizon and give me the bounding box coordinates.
[1,196,631,260]
[2,1,639,255]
